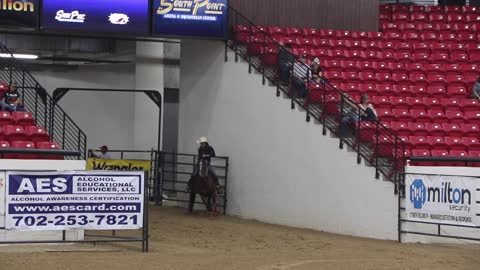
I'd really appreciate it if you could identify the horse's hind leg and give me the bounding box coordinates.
[212,194,218,215]
[188,192,196,213]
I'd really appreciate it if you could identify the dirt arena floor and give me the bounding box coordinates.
[0,206,479,270]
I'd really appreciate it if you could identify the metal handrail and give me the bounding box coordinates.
[227,5,406,186]
[0,42,87,159]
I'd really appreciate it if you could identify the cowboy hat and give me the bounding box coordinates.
[196,137,208,144]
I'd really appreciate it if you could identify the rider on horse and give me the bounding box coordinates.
[192,137,221,192]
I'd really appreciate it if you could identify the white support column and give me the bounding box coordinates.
[134,42,165,152]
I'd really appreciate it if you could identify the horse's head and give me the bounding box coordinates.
[199,158,209,178]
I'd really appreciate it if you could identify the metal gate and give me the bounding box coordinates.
[159,152,229,214]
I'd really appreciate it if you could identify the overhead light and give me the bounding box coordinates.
[0,53,38,60]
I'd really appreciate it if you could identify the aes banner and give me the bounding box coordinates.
[87,158,151,171]
[5,171,144,231]
[406,174,480,227]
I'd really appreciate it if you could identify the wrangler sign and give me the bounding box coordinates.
[87,159,151,172]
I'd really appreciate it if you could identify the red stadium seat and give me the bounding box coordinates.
[371,62,390,73]
[233,25,250,44]
[410,136,430,151]
[430,52,449,63]
[449,150,469,166]
[424,63,444,75]
[25,126,50,143]
[450,53,469,63]
[442,123,463,137]
[461,124,480,138]
[400,22,417,31]
[269,26,286,40]
[461,99,480,112]
[429,13,447,23]
[328,49,345,59]
[367,32,384,41]
[469,52,480,62]
[427,136,448,151]
[427,111,448,125]
[361,40,381,51]
[390,122,411,137]
[303,28,319,38]
[405,63,424,73]
[345,40,363,49]
[319,29,336,38]
[4,125,26,142]
[261,45,279,66]
[336,30,352,39]
[412,52,430,63]
[441,97,462,112]
[410,73,428,84]
[411,42,430,54]
[465,13,480,22]
[393,84,411,97]
[469,151,480,167]
[427,6,444,13]
[310,48,328,58]
[427,74,446,86]
[0,141,11,159]
[447,13,464,23]
[462,5,480,14]
[448,44,467,54]
[427,85,447,97]
[447,85,467,98]
[465,111,480,123]
[457,33,477,44]
[392,73,410,83]
[430,150,451,166]
[286,27,303,39]
[395,42,413,53]
[463,137,480,151]
[424,98,443,110]
[0,111,13,126]
[312,38,329,48]
[351,31,369,41]
[445,6,462,13]
[384,31,403,42]
[376,83,395,96]
[408,122,429,137]
[403,31,422,42]
[411,12,429,23]
[392,108,412,122]
[394,52,412,63]
[410,149,433,166]
[407,97,426,110]
[392,11,410,23]
[10,141,36,159]
[443,63,461,75]
[410,5,427,12]
[429,43,449,54]
[344,50,363,60]
[371,96,392,109]
[388,62,406,72]
[377,108,396,122]
[410,109,431,123]
[378,41,395,52]
[36,141,63,160]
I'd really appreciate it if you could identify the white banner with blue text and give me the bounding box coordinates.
[406,174,479,227]
[5,171,144,231]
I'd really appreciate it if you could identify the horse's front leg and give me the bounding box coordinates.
[200,194,211,213]
[212,193,218,216]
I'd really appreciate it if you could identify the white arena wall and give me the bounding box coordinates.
[0,160,86,242]
[178,39,398,240]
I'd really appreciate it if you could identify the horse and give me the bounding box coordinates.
[188,158,218,216]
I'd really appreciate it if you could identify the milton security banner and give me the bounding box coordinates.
[0,172,5,228]
[5,171,144,231]
[154,0,228,38]
[0,0,38,28]
[406,174,480,227]
[86,158,151,172]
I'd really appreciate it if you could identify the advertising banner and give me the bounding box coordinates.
[86,158,151,172]
[154,0,228,38]
[5,171,144,231]
[0,171,5,228]
[0,0,38,28]
[42,0,149,35]
[406,174,480,227]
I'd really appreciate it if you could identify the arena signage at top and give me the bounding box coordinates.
[154,0,228,38]
[0,0,38,28]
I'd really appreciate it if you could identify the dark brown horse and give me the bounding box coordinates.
[188,158,218,216]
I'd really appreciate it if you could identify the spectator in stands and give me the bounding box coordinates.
[292,54,312,98]
[278,43,294,85]
[340,94,377,138]
[310,57,323,79]
[1,83,26,112]
[471,76,480,101]
[192,137,220,192]
[90,145,112,159]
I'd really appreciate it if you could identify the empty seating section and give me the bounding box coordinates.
[233,4,480,166]
[0,83,58,159]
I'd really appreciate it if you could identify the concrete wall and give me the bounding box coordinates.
[178,39,398,240]
[32,64,137,151]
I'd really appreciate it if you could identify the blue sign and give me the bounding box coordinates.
[153,0,228,38]
[410,179,427,209]
[0,0,38,28]
[41,0,149,35]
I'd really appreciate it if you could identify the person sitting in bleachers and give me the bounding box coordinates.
[471,76,480,101]
[292,54,312,98]
[278,43,294,85]
[1,83,26,112]
[310,57,322,79]
[340,94,377,138]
